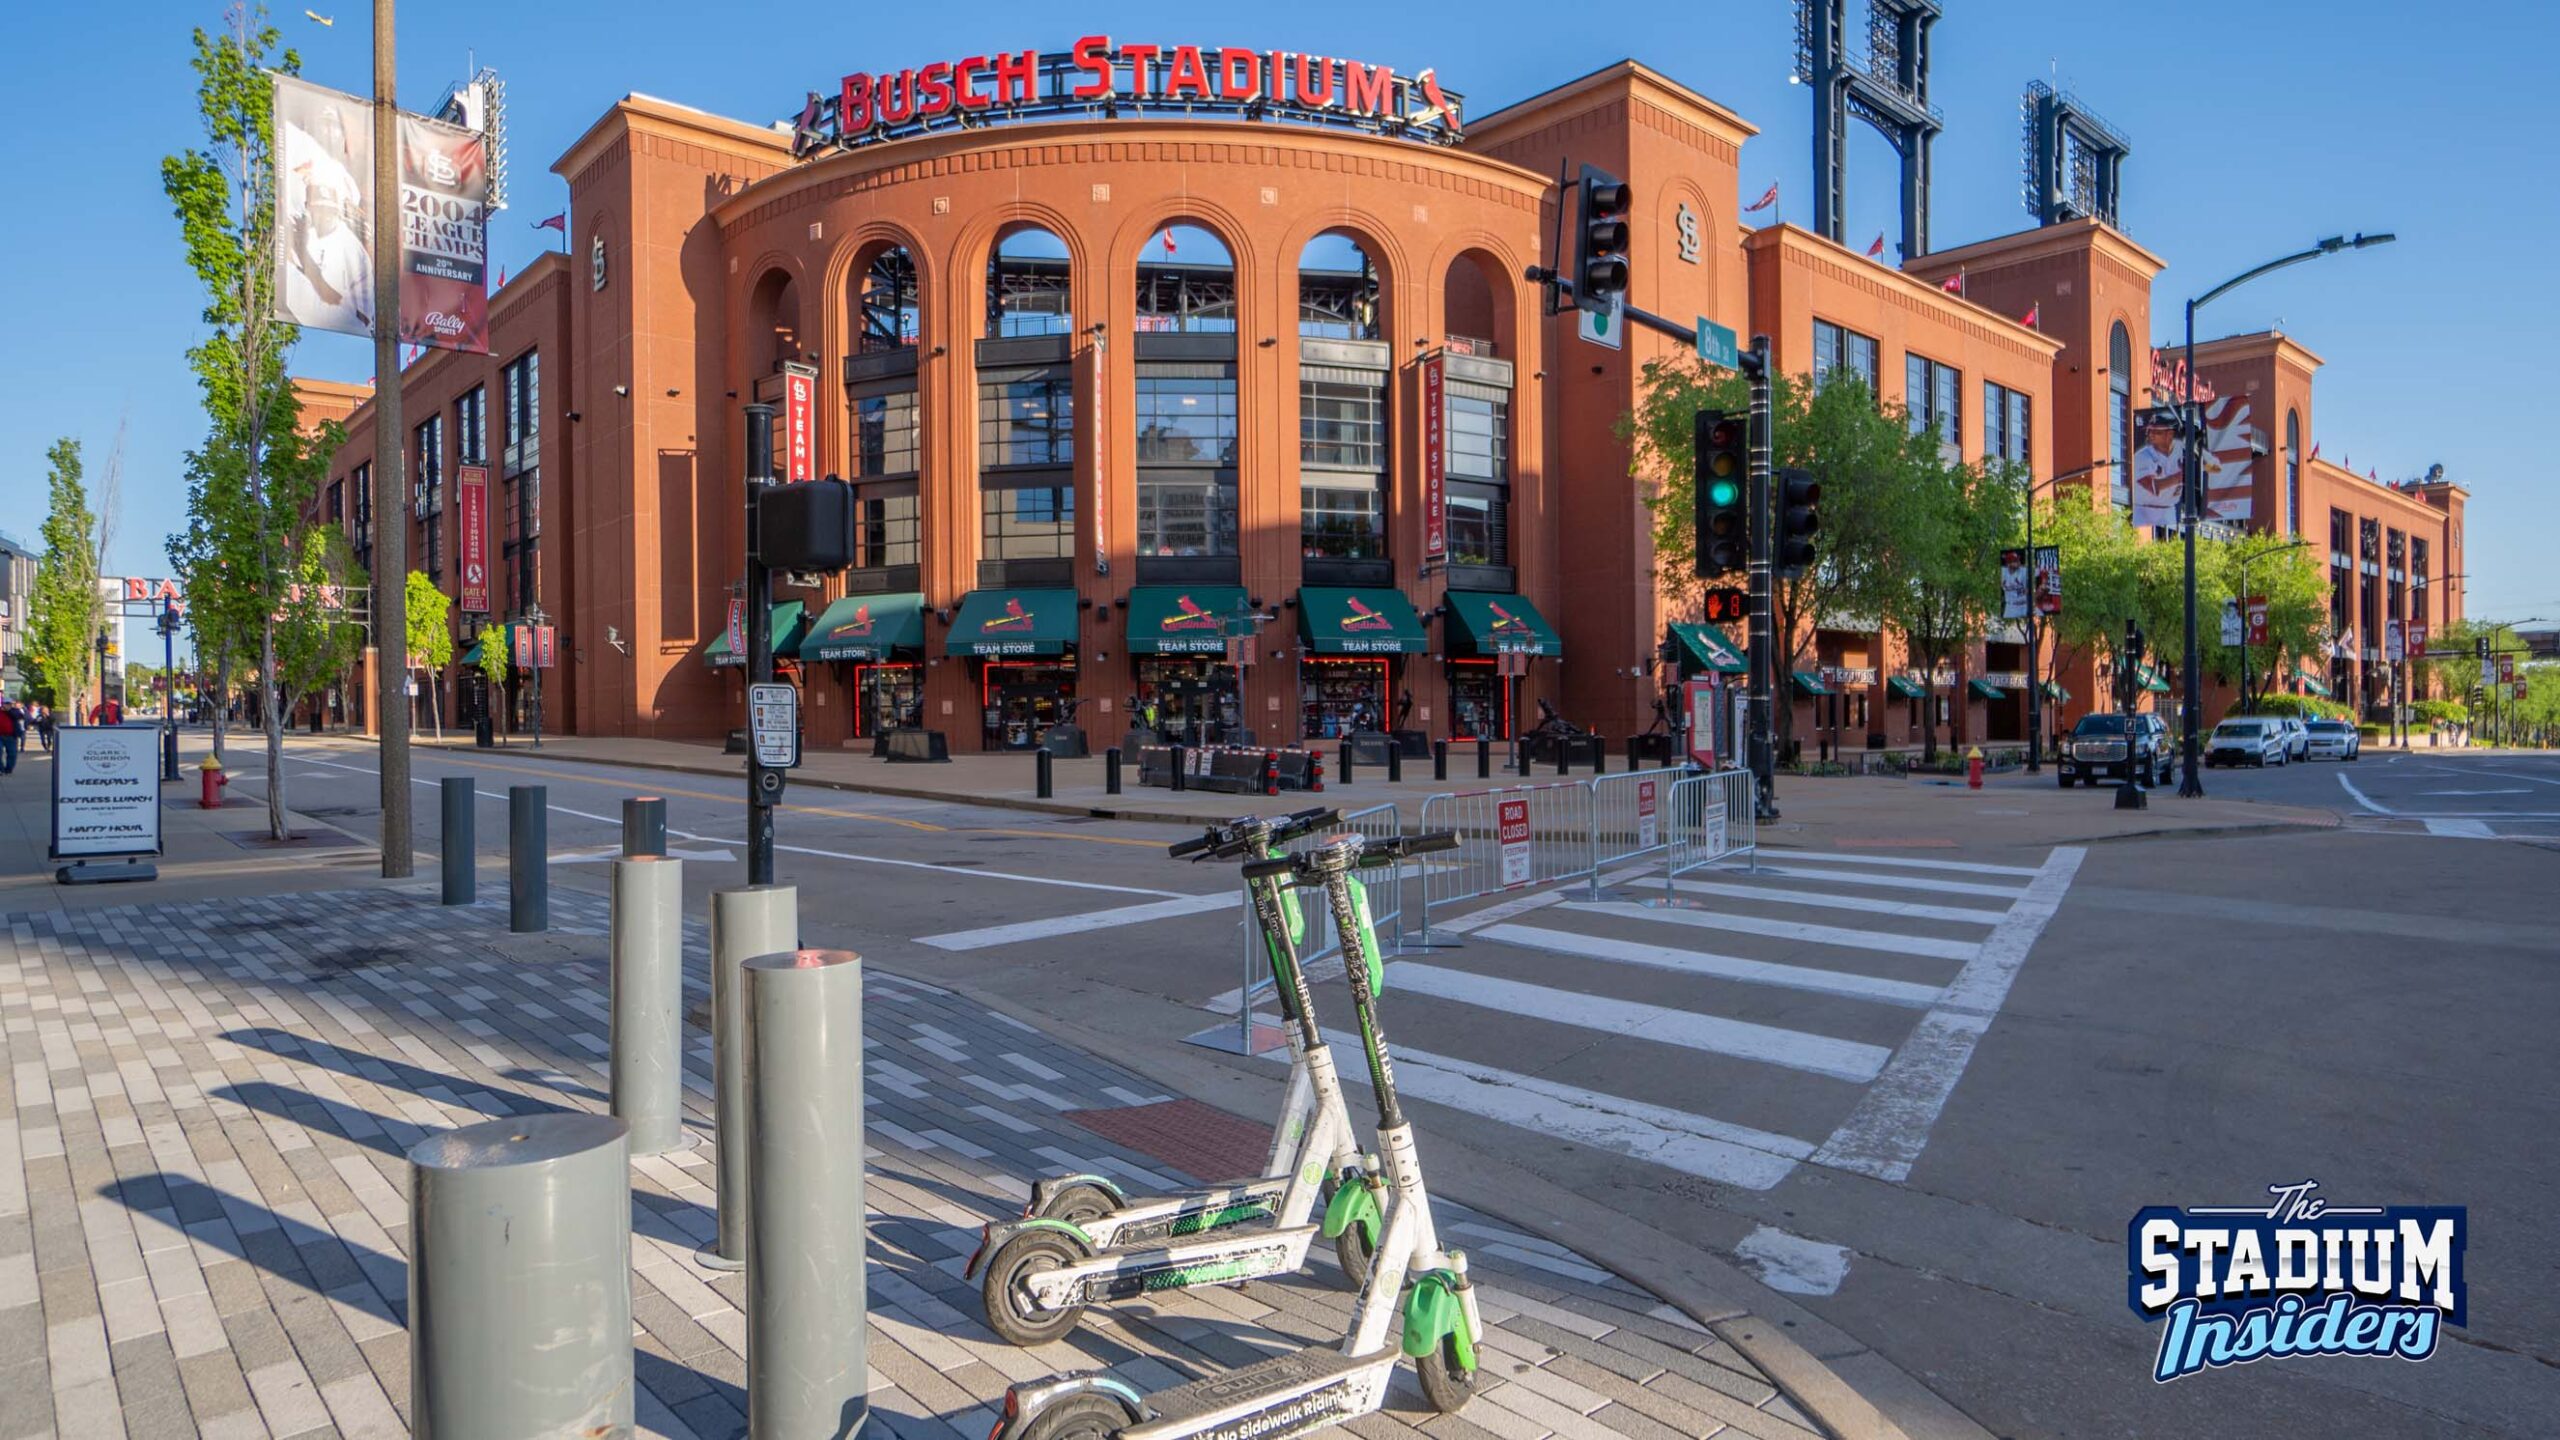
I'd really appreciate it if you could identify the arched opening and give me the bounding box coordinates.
[746,268,804,373]
[1134,224,1236,334]
[854,244,920,354]
[1439,251,1515,567]
[986,225,1072,339]
[843,240,922,572]
[2285,410,2302,537]
[2108,322,2133,511]
[1298,233,1379,341]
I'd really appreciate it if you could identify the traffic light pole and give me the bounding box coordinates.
[742,404,778,886]
[1740,336,1778,820]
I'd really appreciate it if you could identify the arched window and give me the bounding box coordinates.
[1134,224,1239,569]
[747,269,803,373]
[2108,322,2133,511]
[1298,232,1388,575]
[2285,410,2302,536]
[1298,233,1379,341]
[1441,250,1515,571]
[855,246,920,355]
[847,244,921,578]
[1134,224,1237,334]
[986,226,1071,339]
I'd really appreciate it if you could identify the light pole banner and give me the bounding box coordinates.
[272,74,378,340]
[2199,396,2258,523]
[2220,599,2243,647]
[2033,546,2061,615]
[2131,407,2184,528]
[457,465,489,613]
[2245,595,2270,647]
[1998,549,2029,620]
[397,108,492,353]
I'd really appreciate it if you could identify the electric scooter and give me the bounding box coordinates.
[970,807,1378,1346]
[990,830,1484,1440]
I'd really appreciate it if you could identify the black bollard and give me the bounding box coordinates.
[1105,746,1122,795]
[509,785,547,933]
[1556,742,1572,777]
[1477,735,1491,779]
[441,776,475,906]
[1627,736,1641,772]
[1171,743,1187,792]
[1387,744,1403,783]
[1035,747,1054,799]
[1338,742,1355,787]
[1513,738,1528,776]
[1433,739,1448,781]
[1591,737,1607,775]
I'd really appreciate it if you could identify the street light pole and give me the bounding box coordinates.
[2178,232,2395,797]
[2016,460,2113,775]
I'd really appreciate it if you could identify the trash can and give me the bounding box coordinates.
[476,712,495,748]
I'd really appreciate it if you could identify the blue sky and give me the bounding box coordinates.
[7,0,2555,637]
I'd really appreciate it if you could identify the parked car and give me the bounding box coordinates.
[2206,717,2289,767]
[2058,711,2173,788]
[2304,719,2361,761]
[2275,716,2310,761]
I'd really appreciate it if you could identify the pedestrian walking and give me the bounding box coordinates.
[0,700,20,774]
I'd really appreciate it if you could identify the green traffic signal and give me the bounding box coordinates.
[1708,479,1740,506]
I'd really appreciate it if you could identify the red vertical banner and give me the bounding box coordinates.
[1420,355,1447,562]
[783,365,816,482]
[534,624,557,669]
[457,464,489,613]
[512,623,533,668]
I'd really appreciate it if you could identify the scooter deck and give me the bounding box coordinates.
[1124,1347,1388,1440]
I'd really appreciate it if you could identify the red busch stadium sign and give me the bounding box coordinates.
[795,37,1463,158]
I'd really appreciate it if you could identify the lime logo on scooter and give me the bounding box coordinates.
[1133,1242,1295,1293]
[1347,877,1384,994]
[1170,1201,1275,1237]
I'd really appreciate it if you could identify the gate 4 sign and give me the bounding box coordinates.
[1496,797,1532,888]
[1636,778,1659,849]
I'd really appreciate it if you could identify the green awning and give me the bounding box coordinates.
[2299,675,2332,698]
[804,592,925,662]
[1297,586,1426,656]
[1126,585,1249,655]
[1669,623,1747,676]
[1887,675,1927,699]
[2041,680,2070,702]
[947,588,1078,657]
[1792,671,1834,697]
[1446,591,1562,658]
[458,638,484,666]
[2136,663,2170,694]
[705,601,810,667]
[1969,679,2007,700]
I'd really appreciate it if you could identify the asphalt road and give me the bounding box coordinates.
[224,734,2557,1438]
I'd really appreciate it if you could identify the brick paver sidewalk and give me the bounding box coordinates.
[0,885,1831,1440]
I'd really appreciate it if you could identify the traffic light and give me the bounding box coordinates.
[1775,467,1821,578]
[1573,163,1631,316]
[1694,409,1748,576]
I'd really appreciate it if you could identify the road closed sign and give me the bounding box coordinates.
[51,726,163,860]
[1497,797,1532,888]
[1637,778,1660,849]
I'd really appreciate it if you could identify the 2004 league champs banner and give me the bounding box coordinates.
[49,726,164,862]
[272,73,491,354]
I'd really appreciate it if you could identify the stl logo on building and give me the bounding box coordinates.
[1162,594,1220,633]
[2127,1179,2465,1383]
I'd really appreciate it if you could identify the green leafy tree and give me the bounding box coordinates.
[1625,357,1913,754]
[26,439,105,714]
[2199,537,2329,716]
[275,531,364,726]
[477,628,513,740]
[404,571,453,738]
[161,8,334,838]
[1870,439,2020,761]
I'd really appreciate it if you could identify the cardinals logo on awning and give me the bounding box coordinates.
[982,597,1037,631]
[834,603,875,638]
[1162,594,1221,632]
[1340,596,1393,631]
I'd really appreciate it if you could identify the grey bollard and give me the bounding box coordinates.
[699,884,797,1270]
[622,796,667,857]
[744,949,868,1440]
[440,776,475,906]
[409,1114,632,1440]
[509,785,547,932]
[611,856,687,1156]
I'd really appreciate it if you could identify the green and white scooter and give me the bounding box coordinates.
[969,807,1380,1346]
[990,830,1484,1440]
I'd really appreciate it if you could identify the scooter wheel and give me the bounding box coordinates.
[1333,1213,1378,1291]
[982,1231,1089,1347]
[1414,1331,1479,1415]
[1010,1392,1138,1440]
[1036,1182,1119,1227]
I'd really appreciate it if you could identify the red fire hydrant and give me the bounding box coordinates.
[199,756,228,809]
[1965,745,1985,790]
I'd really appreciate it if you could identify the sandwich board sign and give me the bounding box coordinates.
[50,725,162,884]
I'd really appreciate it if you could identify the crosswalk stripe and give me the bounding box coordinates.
[1666,878,2008,925]
[1757,849,2041,878]
[916,891,1237,951]
[1276,1027,1813,1190]
[1389,964,1891,1082]
[2422,818,2495,838]
[1728,863,2028,900]
[1479,924,1943,1008]
[1561,901,1981,962]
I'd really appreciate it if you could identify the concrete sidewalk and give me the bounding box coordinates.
[387,729,2338,852]
[0,852,1951,1439]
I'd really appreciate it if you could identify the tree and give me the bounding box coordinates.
[2198,537,2327,716]
[404,571,453,739]
[26,439,105,715]
[276,531,365,727]
[1625,357,1913,755]
[161,9,334,839]
[477,629,513,742]
[1870,439,2019,761]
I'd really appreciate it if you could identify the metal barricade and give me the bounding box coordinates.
[1662,768,1757,901]
[1413,780,1597,942]
[1588,767,1687,891]
[1225,803,1403,1053]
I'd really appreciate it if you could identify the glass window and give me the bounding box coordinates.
[1137,476,1239,558]
[1905,354,1960,448]
[1983,382,2032,468]
[1446,483,1508,566]
[414,414,444,579]
[856,388,920,477]
[1301,379,1386,469]
[457,385,486,467]
[1302,475,1386,560]
[1812,319,1879,392]
[501,351,538,475]
[326,481,343,524]
[855,487,919,569]
[1447,391,1508,483]
[983,485,1075,560]
[2109,324,2133,510]
[1136,375,1238,465]
[979,376,1074,468]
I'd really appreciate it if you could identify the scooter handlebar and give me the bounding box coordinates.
[1169,807,1342,861]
